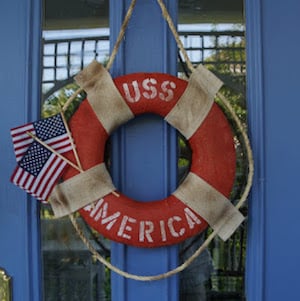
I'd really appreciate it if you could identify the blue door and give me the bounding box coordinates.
[0,0,43,300]
[2,0,300,300]
[245,0,300,300]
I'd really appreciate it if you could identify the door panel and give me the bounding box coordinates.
[0,0,42,300]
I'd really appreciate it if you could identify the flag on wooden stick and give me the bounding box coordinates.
[10,114,74,202]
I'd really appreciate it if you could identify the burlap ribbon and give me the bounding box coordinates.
[165,64,223,139]
[49,163,115,217]
[173,173,244,241]
[75,60,134,134]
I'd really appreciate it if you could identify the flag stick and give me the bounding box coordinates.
[26,131,120,197]
[26,132,82,172]
[59,111,83,170]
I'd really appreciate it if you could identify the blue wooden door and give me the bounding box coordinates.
[245,0,300,300]
[2,0,300,300]
[0,0,42,300]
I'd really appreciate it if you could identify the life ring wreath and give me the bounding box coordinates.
[48,60,244,248]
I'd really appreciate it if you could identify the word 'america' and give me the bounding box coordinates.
[83,198,201,244]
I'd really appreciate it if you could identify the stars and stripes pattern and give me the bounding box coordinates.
[11,123,35,162]
[10,114,74,201]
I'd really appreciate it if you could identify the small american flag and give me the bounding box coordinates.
[10,114,74,201]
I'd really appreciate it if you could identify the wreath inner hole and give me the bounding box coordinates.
[106,113,192,202]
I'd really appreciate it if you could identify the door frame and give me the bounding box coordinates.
[245,0,265,300]
[0,0,43,300]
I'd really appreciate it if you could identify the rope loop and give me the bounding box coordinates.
[56,0,254,281]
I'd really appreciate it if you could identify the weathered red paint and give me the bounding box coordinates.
[62,73,236,248]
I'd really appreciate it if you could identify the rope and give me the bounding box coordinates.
[105,0,137,71]
[69,213,217,281]
[62,0,137,112]
[217,92,254,211]
[61,0,254,281]
[156,0,194,72]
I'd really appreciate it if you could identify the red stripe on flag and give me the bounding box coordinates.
[11,124,36,162]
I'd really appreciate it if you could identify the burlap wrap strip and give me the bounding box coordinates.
[49,163,115,217]
[173,172,244,241]
[75,60,134,134]
[165,64,223,139]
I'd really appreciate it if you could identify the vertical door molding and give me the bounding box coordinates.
[0,0,42,300]
[109,1,178,300]
[245,0,266,300]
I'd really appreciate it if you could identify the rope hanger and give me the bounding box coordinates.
[47,0,254,281]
